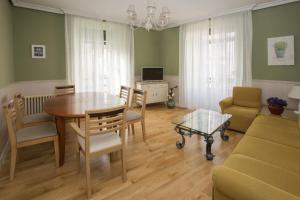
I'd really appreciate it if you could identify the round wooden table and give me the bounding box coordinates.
[44,92,125,166]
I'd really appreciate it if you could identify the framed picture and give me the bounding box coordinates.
[268,35,294,66]
[32,45,46,59]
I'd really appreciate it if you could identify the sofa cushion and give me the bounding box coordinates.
[224,106,259,119]
[213,166,300,200]
[232,136,300,175]
[233,87,261,108]
[246,124,300,149]
[224,154,300,197]
[224,105,259,132]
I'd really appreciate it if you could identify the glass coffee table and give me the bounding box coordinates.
[173,109,232,160]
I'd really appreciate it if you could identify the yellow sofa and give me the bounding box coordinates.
[212,115,300,200]
[219,87,262,132]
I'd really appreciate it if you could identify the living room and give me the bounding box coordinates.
[0,0,299,199]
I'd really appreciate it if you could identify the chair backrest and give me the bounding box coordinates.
[131,89,147,117]
[233,87,262,108]
[119,86,131,105]
[55,85,75,96]
[14,93,25,116]
[84,105,127,153]
[3,101,19,147]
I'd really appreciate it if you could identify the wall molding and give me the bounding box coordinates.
[12,0,300,29]
[11,0,63,14]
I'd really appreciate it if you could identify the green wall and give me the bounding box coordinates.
[13,7,66,81]
[134,29,162,75]
[252,2,300,81]
[160,27,179,75]
[0,0,14,88]
[134,27,179,76]
[9,2,300,81]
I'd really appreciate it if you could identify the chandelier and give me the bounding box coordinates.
[126,1,170,31]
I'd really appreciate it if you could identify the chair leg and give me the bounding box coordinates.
[141,119,146,142]
[54,136,60,167]
[127,125,130,134]
[76,143,81,172]
[77,118,80,128]
[131,124,135,135]
[10,148,17,181]
[85,157,92,198]
[121,149,127,182]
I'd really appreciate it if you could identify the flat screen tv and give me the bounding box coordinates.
[142,67,164,81]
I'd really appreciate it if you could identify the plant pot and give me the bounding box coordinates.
[167,99,176,109]
[268,105,284,115]
[274,48,286,58]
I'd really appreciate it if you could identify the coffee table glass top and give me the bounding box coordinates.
[173,109,232,135]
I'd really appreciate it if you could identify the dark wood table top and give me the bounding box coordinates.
[44,92,125,118]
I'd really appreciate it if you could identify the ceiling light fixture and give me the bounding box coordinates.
[126,0,170,31]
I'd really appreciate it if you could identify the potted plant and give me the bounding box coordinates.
[167,86,178,109]
[273,41,287,58]
[267,97,288,115]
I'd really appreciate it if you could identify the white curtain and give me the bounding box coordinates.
[179,11,252,110]
[65,15,134,94]
[179,20,210,109]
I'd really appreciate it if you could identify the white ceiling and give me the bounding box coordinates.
[13,0,296,27]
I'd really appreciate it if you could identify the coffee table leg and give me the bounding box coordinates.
[55,117,66,166]
[205,135,214,160]
[220,121,230,141]
[176,129,186,149]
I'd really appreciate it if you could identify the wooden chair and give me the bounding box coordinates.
[127,89,147,141]
[54,85,75,96]
[119,85,131,105]
[14,94,53,127]
[69,105,127,198]
[54,85,81,126]
[3,101,59,181]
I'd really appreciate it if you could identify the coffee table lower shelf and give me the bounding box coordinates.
[175,121,230,160]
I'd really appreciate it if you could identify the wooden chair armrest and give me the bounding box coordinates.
[69,122,85,138]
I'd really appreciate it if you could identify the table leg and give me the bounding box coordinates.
[220,121,230,141]
[205,135,214,160]
[55,117,66,166]
[175,128,186,149]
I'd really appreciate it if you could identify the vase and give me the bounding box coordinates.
[268,105,284,115]
[167,99,176,109]
[274,48,286,58]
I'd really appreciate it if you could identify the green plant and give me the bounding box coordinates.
[273,41,287,50]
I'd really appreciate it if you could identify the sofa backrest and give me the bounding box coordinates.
[233,87,262,108]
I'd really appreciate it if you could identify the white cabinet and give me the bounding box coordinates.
[136,82,168,104]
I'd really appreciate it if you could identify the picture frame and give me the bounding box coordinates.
[32,45,46,59]
[267,35,294,66]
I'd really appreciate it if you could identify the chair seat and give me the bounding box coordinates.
[126,110,142,122]
[16,123,57,142]
[23,113,54,124]
[78,132,121,153]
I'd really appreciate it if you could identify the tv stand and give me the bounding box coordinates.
[136,81,168,104]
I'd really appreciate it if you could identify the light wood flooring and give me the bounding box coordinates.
[0,105,243,200]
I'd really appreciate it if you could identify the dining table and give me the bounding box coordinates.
[44,92,125,166]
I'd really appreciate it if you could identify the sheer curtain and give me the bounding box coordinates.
[179,11,252,110]
[179,20,210,109]
[65,15,134,94]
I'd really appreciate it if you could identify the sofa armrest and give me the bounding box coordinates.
[219,97,233,113]
[213,166,299,200]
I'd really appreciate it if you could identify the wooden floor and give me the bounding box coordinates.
[0,105,243,200]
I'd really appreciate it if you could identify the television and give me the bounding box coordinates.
[142,67,164,81]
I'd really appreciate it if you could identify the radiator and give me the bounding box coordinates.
[24,94,55,116]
